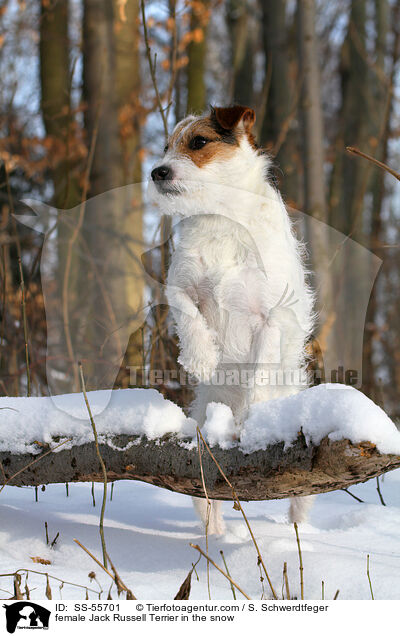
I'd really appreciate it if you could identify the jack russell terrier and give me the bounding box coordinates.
[149,105,315,535]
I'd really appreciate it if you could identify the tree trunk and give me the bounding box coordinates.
[227,0,254,106]
[112,0,145,388]
[327,0,376,382]
[78,0,144,391]
[39,0,80,212]
[1,434,398,500]
[297,0,336,380]
[330,0,385,388]
[260,0,300,205]
[39,0,81,390]
[362,0,390,399]
[186,0,210,113]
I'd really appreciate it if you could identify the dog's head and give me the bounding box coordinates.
[148,105,270,218]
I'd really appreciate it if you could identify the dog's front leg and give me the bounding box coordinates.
[166,284,220,382]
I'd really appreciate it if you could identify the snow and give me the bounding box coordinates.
[1,476,400,600]
[0,384,399,456]
[239,384,400,454]
[0,388,196,454]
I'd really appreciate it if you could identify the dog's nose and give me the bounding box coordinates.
[151,165,172,181]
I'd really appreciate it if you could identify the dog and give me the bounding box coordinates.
[149,105,315,534]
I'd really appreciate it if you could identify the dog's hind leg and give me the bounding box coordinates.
[190,385,226,535]
[192,498,226,535]
[288,495,315,523]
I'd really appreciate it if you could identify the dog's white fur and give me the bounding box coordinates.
[149,111,315,534]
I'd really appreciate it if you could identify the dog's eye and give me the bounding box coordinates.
[164,144,169,153]
[189,136,209,150]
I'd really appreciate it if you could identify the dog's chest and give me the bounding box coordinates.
[189,232,260,320]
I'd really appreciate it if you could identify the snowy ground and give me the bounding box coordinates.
[1,472,400,601]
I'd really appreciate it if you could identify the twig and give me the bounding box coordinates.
[346,146,400,181]
[0,437,72,494]
[74,540,115,582]
[73,539,134,598]
[195,426,278,599]
[321,580,324,600]
[283,562,290,600]
[333,589,339,600]
[367,554,374,600]
[190,544,250,600]
[376,476,386,506]
[1,244,7,350]
[293,522,304,601]
[78,362,108,568]
[257,556,266,599]
[341,488,364,503]
[165,0,178,121]
[141,0,169,139]
[0,568,99,596]
[196,429,212,600]
[106,551,136,599]
[17,257,31,397]
[220,550,236,600]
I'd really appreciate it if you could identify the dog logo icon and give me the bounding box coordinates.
[3,602,50,633]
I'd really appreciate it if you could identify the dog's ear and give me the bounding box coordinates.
[213,106,256,133]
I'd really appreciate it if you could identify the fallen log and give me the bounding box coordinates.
[1,433,399,500]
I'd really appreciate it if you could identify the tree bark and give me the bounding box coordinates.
[39,0,80,211]
[227,0,254,106]
[297,0,336,379]
[186,0,210,113]
[1,434,399,501]
[77,0,144,391]
[260,0,300,205]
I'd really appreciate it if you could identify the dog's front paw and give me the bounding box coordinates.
[178,345,219,382]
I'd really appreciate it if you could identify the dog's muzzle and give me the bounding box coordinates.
[151,164,179,195]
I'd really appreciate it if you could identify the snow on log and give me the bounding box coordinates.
[0,384,399,499]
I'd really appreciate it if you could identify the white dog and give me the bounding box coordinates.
[149,106,315,534]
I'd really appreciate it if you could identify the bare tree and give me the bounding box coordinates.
[260,0,300,205]
[187,0,211,113]
[297,0,336,378]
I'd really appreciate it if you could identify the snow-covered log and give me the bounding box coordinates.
[1,384,399,499]
[1,433,399,500]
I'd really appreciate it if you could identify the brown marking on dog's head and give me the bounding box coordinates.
[165,106,258,168]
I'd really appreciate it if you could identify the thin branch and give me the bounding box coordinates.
[196,428,212,600]
[141,0,169,139]
[17,257,31,397]
[367,554,374,600]
[376,476,386,506]
[293,522,304,601]
[0,568,99,596]
[165,0,178,121]
[341,488,364,503]
[346,146,400,181]
[283,561,290,600]
[190,543,250,600]
[78,362,108,568]
[220,550,236,600]
[73,539,135,598]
